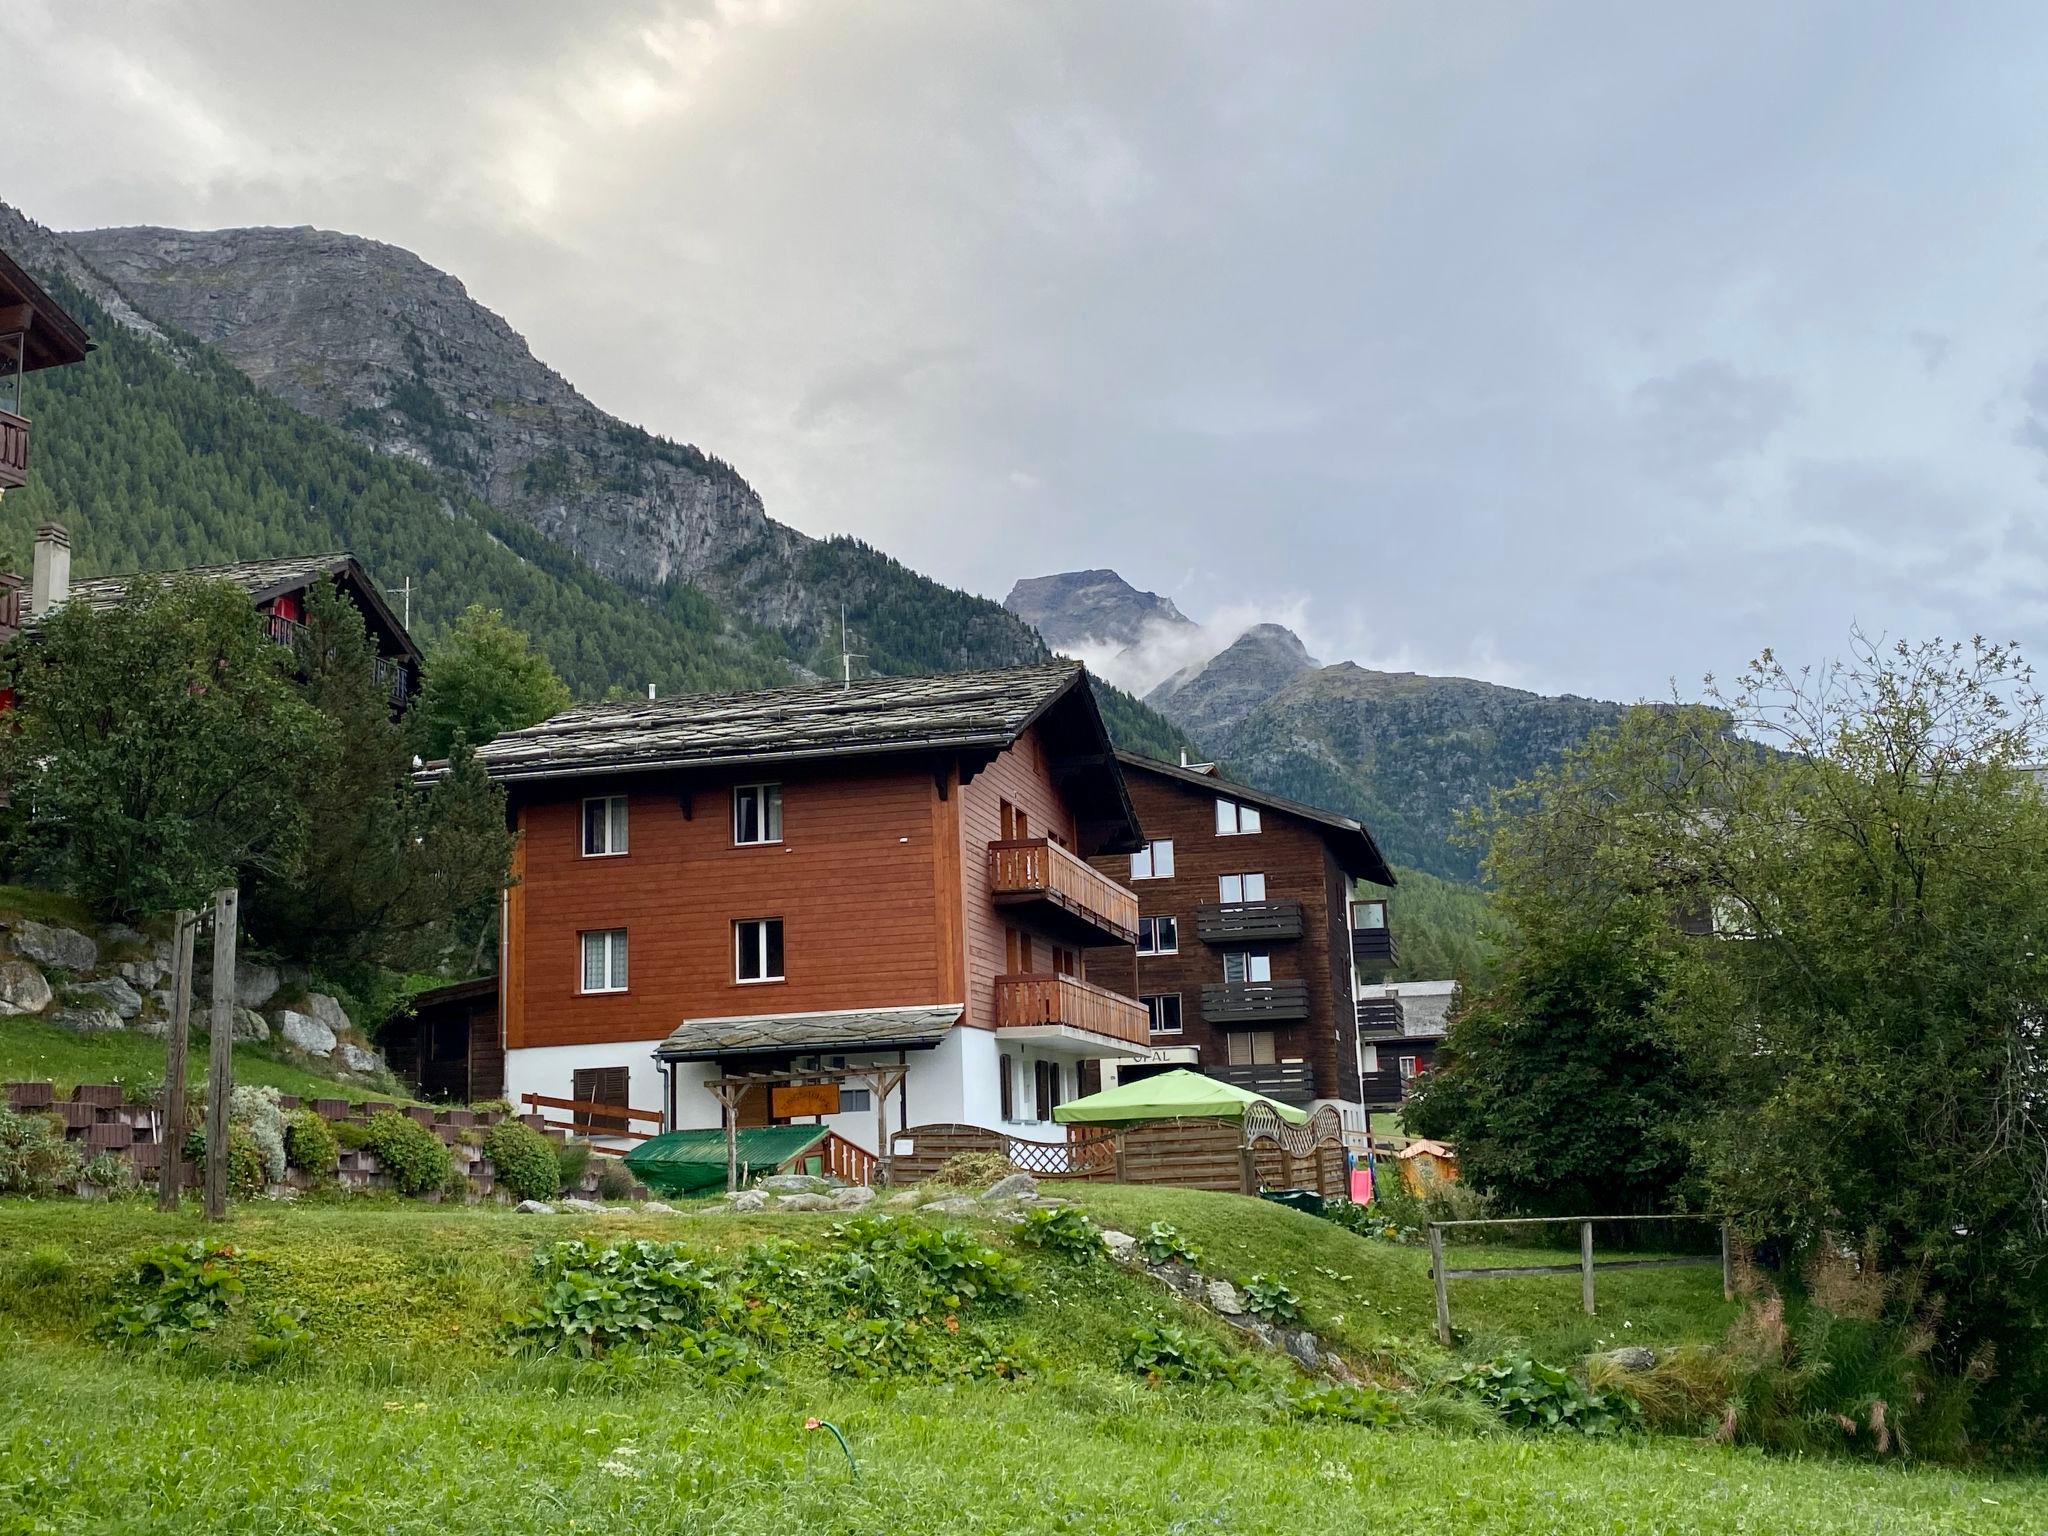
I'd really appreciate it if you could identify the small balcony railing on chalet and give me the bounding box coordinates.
[0,409,28,491]
[1209,1060,1316,1109]
[1351,898,1398,967]
[1194,899,1304,945]
[994,972,1150,1048]
[988,838,1140,947]
[1199,978,1311,1025]
[1356,996,1405,1038]
[264,611,413,708]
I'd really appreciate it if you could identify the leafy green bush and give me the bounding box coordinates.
[331,1120,370,1151]
[282,1109,339,1178]
[1444,1354,1642,1436]
[1243,1274,1303,1325]
[229,1084,287,1185]
[0,1107,81,1196]
[511,1238,767,1381]
[80,1151,135,1194]
[1322,1198,1417,1244]
[361,1110,453,1197]
[1137,1221,1202,1267]
[182,1123,272,1197]
[1014,1204,1100,1261]
[1125,1324,1246,1387]
[482,1119,560,1202]
[928,1150,1013,1189]
[1286,1380,1402,1426]
[555,1138,591,1194]
[823,1217,1028,1313]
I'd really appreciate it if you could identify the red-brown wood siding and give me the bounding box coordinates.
[507,761,947,1050]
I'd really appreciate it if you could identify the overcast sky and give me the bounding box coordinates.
[7,1,2048,702]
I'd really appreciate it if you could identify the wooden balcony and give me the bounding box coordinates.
[1351,898,1398,968]
[994,972,1150,1048]
[989,838,1139,946]
[1356,997,1405,1038]
[1200,978,1311,1024]
[1209,1060,1316,1108]
[0,410,28,491]
[1194,899,1304,944]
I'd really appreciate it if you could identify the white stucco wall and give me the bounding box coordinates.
[502,1041,667,1125]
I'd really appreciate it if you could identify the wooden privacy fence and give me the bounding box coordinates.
[885,1106,1349,1200]
[1427,1214,1735,1346]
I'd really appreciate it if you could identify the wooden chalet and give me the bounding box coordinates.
[1082,752,1398,1143]
[1356,978,1458,1108]
[470,662,1152,1156]
[0,246,93,639]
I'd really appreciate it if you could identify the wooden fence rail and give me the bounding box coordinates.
[1427,1214,1734,1346]
[520,1092,664,1141]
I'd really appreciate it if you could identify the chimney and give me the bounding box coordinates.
[29,522,70,617]
[646,683,656,700]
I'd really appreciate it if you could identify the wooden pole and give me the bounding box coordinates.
[156,910,196,1211]
[1721,1222,1735,1302]
[1580,1220,1596,1316]
[724,1084,740,1194]
[1429,1223,1452,1346]
[873,1072,891,1187]
[203,888,237,1221]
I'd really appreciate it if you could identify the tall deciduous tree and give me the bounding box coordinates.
[2,578,331,916]
[1457,634,2048,1441]
[244,580,514,986]
[412,603,571,758]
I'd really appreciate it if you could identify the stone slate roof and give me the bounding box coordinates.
[1116,750,1398,886]
[67,552,358,610]
[477,662,1091,784]
[654,1003,964,1061]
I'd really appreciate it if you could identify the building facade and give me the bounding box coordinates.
[1082,753,1397,1139]
[475,664,1151,1154]
[1356,977,1458,1107]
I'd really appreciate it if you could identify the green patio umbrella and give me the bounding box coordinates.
[1052,1067,1310,1127]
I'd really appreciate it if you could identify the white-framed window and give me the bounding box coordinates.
[735,917,785,982]
[581,796,628,857]
[1361,1043,1380,1074]
[1399,1054,1420,1079]
[840,1088,872,1113]
[1227,1030,1277,1066]
[579,929,628,993]
[733,783,784,845]
[1217,873,1267,903]
[1143,993,1183,1034]
[1222,950,1272,984]
[1215,798,1262,836]
[1130,839,1175,880]
[1137,915,1178,956]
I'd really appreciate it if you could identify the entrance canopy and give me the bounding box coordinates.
[1053,1067,1310,1127]
[653,1003,961,1062]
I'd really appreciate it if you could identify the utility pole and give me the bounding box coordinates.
[156,909,197,1210]
[203,888,238,1220]
[399,576,414,629]
[839,605,865,691]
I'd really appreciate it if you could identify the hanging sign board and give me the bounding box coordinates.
[772,1083,841,1118]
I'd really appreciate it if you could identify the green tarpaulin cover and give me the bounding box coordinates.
[623,1126,828,1196]
[1051,1068,1310,1127]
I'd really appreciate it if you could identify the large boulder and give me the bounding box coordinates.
[76,977,143,1020]
[118,954,170,989]
[13,920,97,972]
[275,1009,337,1058]
[774,1192,834,1211]
[232,1008,271,1043]
[337,1041,384,1074]
[234,960,281,1010]
[306,992,352,1036]
[51,1004,123,1034]
[726,1190,767,1213]
[829,1185,878,1211]
[918,1195,981,1216]
[981,1173,1038,1202]
[757,1172,828,1195]
[0,959,51,1016]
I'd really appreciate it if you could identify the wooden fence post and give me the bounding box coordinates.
[203,888,237,1221]
[1580,1220,1596,1316]
[1721,1222,1735,1302]
[156,909,196,1211]
[1429,1223,1452,1346]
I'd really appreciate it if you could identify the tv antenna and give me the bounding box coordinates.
[839,605,866,691]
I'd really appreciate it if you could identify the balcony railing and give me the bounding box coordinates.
[1194,899,1304,944]
[1199,978,1311,1024]
[1209,1060,1316,1108]
[994,971,1150,1048]
[264,611,411,708]
[1356,997,1405,1038]
[1351,898,1398,967]
[0,409,28,491]
[988,838,1140,946]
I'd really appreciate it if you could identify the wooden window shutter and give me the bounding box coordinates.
[571,1066,631,1133]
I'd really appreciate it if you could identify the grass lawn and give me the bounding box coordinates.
[0,1195,2037,1533]
[0,1014,412,1104]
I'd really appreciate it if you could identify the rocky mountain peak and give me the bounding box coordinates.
[1003,568,1195,650]
[1145,621,1319,741]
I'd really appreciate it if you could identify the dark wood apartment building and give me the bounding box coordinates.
[1083,753,1397,1136]
[0,245,92,642]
